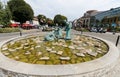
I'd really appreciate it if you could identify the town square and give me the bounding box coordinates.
[0,0,120,77]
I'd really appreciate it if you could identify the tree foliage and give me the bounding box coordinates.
[0,1,11,27]
[0,1,3,10]
[37,14,47,25]
[2,6,12,27]
[46,18,54,27]
[54,14,67,26]
[8,0,26,13]
[8,0,34,24]
[0,2,4,25]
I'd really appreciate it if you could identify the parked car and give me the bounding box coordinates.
[90,27,97,32]
[99,28,107,33]
[90,27,107,33]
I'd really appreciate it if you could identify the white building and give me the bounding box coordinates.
[32,17,39,26]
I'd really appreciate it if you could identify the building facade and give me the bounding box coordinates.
[95,7,120,26]
[72,19,83,29]
[32,17,39,26]
[80,10,100,28]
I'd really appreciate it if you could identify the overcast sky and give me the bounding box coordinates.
[2,0,120,21]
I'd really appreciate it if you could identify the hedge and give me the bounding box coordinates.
[0,28,20,33]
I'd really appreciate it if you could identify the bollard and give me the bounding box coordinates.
[113,32,115,35]
[81,30,83,35]
[20,31,22,36]
[19,28,22,36]
[116,35,120,46]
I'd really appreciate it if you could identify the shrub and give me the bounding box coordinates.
[0,28,19,33]
[115,27,120,32]
[75,28,89,32]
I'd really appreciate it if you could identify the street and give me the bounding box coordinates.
[0,29,40,41]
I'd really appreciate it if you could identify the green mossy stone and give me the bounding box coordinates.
[66,61,71,64]
[61,61,67,64]
[77,58,83,62]
[28,58,36,63]
[28,56,36,61]
[31,51,36,55]
[49,54,56,58]
[82,57,91,62]
[32,59,38,64]
[96,53,103,58]
[71,55,77,59]
[28,54,35,58]
[7,55,14,58]
[55,56,60,59]
[43,53,49,56]
[46,61,53,65]
[36,61,46,64]
[70,59,76,64]
[11,52,20,56]
[2,50,9,53]
[53,60,60,64]
[21,58,28,62]
[62,53,68,57]
[76,60,81,63]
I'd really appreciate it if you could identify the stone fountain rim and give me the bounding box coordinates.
[0,34,119,76]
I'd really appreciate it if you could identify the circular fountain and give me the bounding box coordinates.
[1,35,109,65]
[0,22,119,77]
[0,33,119,77]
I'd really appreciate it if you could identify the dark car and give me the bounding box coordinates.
[99,27,107,33]
[90,27,107,33]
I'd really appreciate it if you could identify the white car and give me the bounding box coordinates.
[90,27,97,32]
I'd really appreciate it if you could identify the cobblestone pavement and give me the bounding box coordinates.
[0,29,120,77]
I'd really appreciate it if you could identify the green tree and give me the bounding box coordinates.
[54,14,67,27]
[0,2,11,27]
[8,0,34,26]
[2,6,12,27]
[8,0,26,13]
[0,1,4,25]
[37,14,47,25]
[0,1,3,10]
[46,18,54,27]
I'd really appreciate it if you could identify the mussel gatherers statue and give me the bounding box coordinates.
[44,21,72,41]
[65,21,72,40]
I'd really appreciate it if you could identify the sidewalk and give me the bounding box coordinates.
[0,29,42,41]
[106,32,120,35]
[0,29,41,36]
[22,29,41,32]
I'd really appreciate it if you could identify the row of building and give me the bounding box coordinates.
[73,7,120,29]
